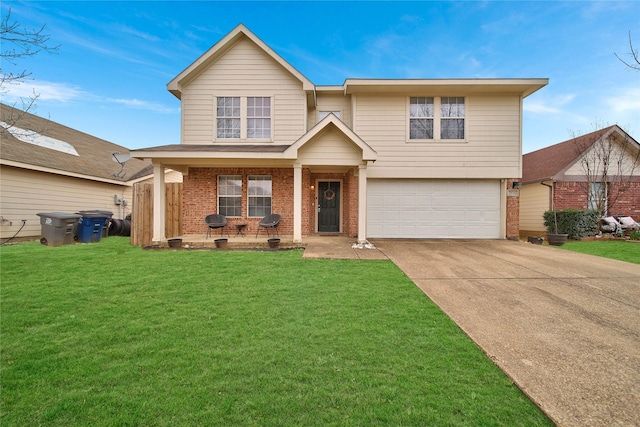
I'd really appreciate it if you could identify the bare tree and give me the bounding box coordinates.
[572,125,640,217]
[1,8,59,128]
[615,31,640,71]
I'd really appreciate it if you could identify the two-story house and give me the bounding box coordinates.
[132,24,547,244]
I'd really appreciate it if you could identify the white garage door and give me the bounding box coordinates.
[367,179,501,238]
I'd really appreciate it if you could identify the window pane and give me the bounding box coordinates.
[217,97,241,138]
[247,118,270,138]
[318,111,341,121]
[217,118,240,138]
[247,97,271,139]
[248,175,272,217]
[441,119,464,139]
[410,97,434,118]
[410,118,433,139]
[441,97,465,117]
[218,175,242,217]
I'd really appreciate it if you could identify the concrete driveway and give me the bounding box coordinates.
[371,239,640,427]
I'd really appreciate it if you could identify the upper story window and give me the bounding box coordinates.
[318,111,342,122]
[408,96,465,141]
[247,97,271,138]
[216,96,272,140]
[440,97,465,139]
[217,97,241,138]
[409,97,434,139]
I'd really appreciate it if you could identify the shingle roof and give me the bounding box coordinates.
[522,126,617,183]
[1,103,152,182]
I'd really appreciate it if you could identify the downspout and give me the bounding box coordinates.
[541,180,555,233]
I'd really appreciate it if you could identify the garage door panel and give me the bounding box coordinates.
[368,179,501,239]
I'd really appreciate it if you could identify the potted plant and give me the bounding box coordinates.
[167,238,182,248]
[543,210,568,246]
[267,238,280,249]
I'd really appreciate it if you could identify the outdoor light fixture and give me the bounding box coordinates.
[512,182,522,189]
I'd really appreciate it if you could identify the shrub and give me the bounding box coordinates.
[543,209,599,240]
[629,231,640,241]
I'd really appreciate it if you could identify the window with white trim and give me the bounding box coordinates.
[248,175,272,217]
[216,97,241,138]
[216,96,271,140]
[409,97,434,139]
[408,96,465,141]
[218,175,242,217]
[247,97,271,138]
[440,97,465,139]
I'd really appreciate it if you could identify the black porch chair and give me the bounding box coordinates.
[255,214,281,238]
[205,214,229,238]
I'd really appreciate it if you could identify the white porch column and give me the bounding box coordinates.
[293,163,303,243]
[152,164,166,242]
[358,163,368,244]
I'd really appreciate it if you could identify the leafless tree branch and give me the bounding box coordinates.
[615,31,640,71]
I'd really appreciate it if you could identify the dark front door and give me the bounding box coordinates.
[318,181,340,232]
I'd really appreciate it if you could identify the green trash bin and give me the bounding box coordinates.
[36,212,81,246]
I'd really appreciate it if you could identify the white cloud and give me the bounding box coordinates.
[2,80,90,103]
[2,80,177,114]
[108,98,177,114]
[524,94,576,114]
[605,87,640,113]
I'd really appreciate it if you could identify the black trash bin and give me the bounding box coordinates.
[36,212,82,246]
[76,211,113,243]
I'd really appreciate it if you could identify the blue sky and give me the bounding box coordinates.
[2,1,639,153]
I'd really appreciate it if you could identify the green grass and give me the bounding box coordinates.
[560,240,640,264]
[1,237,551,426]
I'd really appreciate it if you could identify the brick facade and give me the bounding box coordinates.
[553,181,640,217]
[506,179,520,240]
[183,167,360,238]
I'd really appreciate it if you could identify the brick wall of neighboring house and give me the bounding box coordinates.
[606,181,640,218]
[553,181,640,217]
[553,182,588,211]
[506,179,520,240]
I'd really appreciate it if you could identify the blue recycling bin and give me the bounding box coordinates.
[76,211,112,243]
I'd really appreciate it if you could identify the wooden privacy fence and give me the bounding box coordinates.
[131,182,182,246]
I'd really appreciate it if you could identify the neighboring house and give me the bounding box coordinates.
[0,103,181,241]
[132,24,547,243]
[519,125,640,236]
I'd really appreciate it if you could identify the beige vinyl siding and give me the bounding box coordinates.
[310,93,352,129]
[297,128,361,165]
[0,166,134,239]
[519,183,550,232]
[181,37,306,145]
[563,143,640,177]
[354,94,523,179]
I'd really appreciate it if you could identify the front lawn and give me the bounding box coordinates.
[1,238,551,426]
[560,239,640,264]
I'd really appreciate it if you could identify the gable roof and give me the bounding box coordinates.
[522,125,638,183]
[1,103,153,183]
[284,114,377,161]
[167,23,315,99]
